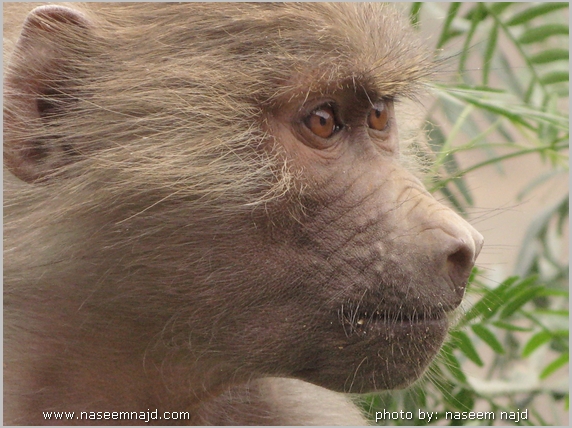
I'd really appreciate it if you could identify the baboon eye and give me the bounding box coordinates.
[304,105,341,139]
[368,103,389,131]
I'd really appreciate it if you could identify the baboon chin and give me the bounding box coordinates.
[4,3,483,426]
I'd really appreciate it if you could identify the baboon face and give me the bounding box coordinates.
[205,91,483,393]
[4,3,483,398]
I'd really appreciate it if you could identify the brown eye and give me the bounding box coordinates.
[304,105,340,139]
[368,103,389,131]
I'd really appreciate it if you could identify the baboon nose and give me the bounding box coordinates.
[446,230,484,299]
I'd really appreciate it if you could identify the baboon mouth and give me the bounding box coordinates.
[340,308,447,334]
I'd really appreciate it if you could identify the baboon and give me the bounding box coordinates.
[4,3,484,426]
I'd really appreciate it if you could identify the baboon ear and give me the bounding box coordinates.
[4,6,92,183]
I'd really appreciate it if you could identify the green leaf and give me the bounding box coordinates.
[440,343,468,382]
[505,3,569,26]
[460,3,486,74]
[463,276,519,323]
[540,352,569,379]
[452,175,474,207]
[445,91,533,129]
[515,198,570,277]
[492,321,533,332]
[499,285,545,319]
[532,309,569,317]
[540,91,562,145]
[467,266,479,286]
[454,389,475,412]
[446,84,506,93]
[408,384,427,408]
[437,3,462,48]
[504,276,540,298]
[540,71,569,85]
[483,21,498,85]
[450,331,484,366]
[409,3,423,27]
[471,324,505,354]
[519,24,569,44]
[498,52,525,97]
[522,331,553,357]
[488,2,514,15]
[530,49,569,64]
[464,4,488,22]
[431,367,456,397]
[439,185,465,213]
[538,288,569,298]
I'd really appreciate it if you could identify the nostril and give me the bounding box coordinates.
[447,240,475,298]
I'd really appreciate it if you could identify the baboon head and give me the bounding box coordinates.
[4,3,483,402]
